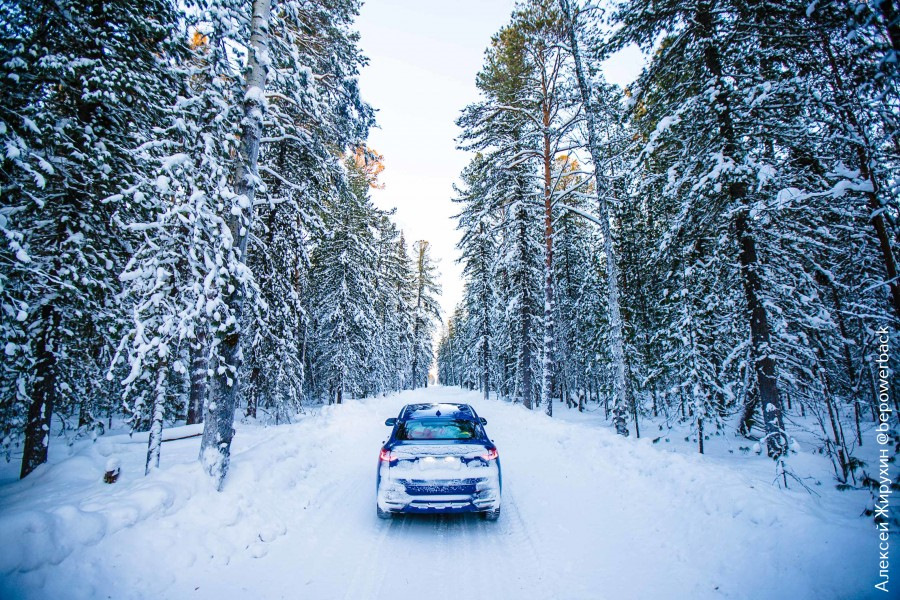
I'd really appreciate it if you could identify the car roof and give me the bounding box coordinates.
[401,403,477,420]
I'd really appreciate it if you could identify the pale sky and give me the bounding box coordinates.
[356,0,644,325]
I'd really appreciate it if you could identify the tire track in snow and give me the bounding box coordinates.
[492,485,558,600]
[339,515,401,600]
[456,512,481,597]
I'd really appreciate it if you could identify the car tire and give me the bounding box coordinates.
[377,505,393,520]
[481,506,500,521]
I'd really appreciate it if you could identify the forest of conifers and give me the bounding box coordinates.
[0,0,898,494]
[1,0,441,487]
[436,0,899,486]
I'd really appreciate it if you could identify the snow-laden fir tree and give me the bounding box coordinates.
[453,154,499,400]
[410,240,442,389]
[117,0,373,484]
[371,212,417,394]
[559,0,631,434]
[388,230,417,391]
[307,153,379,404]
[243,0,374,419]
[0,0,184,477]
[607,0,795,457]
[459,19,543,410]
[605,0,899,461]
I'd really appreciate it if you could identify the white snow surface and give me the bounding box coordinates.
[0,387,876,599]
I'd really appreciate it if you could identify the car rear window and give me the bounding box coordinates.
[396,419,479,440]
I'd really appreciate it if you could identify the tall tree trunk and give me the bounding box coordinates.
[200,0,270,491]
[695,2,787,458]
[861,163,900,318]
[520,326,533,409]
[734,201,786,457]
[517,203,534,409]
[816,269,863,443]
[481,338,490,400]
[245,367,260,418]
[630,385,640,438]
[395,279,404,391]
[145,367,168,475]
[411,335,419,387]
[698,416,704,454]
[541,123,555,417]
[813,333,849,482]
[560,0,627,435]
[20,305,59,479]
[186,328,207,425]
[411,241,427,389]
[480,224,491,401]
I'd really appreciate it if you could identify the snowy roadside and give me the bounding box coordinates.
[0,387,879,599]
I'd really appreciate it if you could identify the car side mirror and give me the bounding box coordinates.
[385,418,397,427]
[480,418,487,425]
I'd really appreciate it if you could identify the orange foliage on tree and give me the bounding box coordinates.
[190,30,209,50]
[349,145,386,189]
[554,153,593,194]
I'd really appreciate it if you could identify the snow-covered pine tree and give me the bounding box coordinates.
[370,212,399,395]
[194,0,273,489]
[802,2,899,319]
[437,305,465,387]
[1,0,184,477]
[458,15,554,410]
[410,240,442,389]
[609,0,793,457]
[509,0,581,415]
[114,0,372,485]
[389,231,417,391]
[453,154,499,400]
[486,236,518,401]
[195,0,371,487]
[437,319,456,386]
[307,152,380,404]
[501,188,545,408]
[114,20,245,473]
[604,0,898,462]
[240,195,308,423]
[559,0,631,434]
[550,155,597,412]
[244,0,374,417]
[114,1,265,478]
[484,1,580,414]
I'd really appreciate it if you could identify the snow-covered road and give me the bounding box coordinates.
[0,387,876,599]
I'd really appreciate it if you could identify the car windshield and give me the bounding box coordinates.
[396,419,478,441]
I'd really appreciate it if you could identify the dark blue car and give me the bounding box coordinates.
[376,403,502,521]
